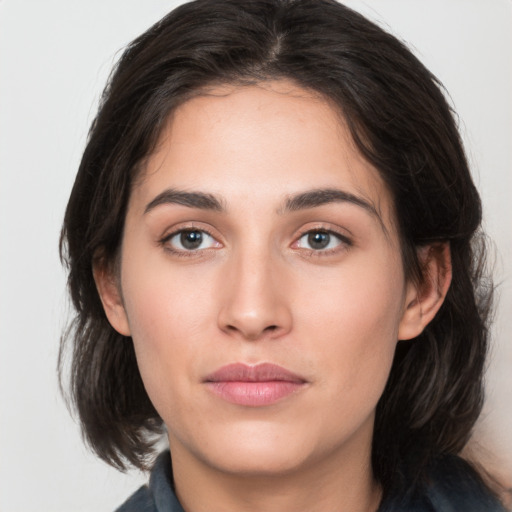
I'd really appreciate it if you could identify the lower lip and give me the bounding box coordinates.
[205,381,305,406]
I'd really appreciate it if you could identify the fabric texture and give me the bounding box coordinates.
[115,451,506,512]
[114,452,184,512]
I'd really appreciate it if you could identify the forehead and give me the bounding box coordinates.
[132,80,395,227]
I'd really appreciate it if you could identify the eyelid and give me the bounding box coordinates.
[291,224,353,254]
[159,223,223,256]
[157,221,352,257]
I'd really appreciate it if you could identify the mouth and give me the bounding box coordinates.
[204,363,307,407]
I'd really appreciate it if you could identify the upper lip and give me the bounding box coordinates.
[204,363,306,383]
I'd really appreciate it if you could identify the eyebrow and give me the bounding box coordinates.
[144,189,225,214]
[282,188,379,217]
[144,186,385,232]
[282,188,388,235]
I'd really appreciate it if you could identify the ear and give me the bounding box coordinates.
[93,257,131,336]
[398,243,452,341]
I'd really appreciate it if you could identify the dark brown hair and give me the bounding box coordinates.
[60,0,493,497]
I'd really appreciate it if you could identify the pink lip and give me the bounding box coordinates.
[204,363,307,407]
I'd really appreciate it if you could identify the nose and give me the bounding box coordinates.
[217,249,293,341]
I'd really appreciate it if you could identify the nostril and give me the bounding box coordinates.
[223,323,279,340]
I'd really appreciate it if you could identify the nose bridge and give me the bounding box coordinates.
[218,240,292,340]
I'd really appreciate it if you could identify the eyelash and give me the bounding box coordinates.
[159,226,220,258]
[159,226,352,258]
[293,227,353,257]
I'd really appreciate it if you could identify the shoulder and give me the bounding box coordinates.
[115,452,506,512]
[115,452,185,512]
[380,454,506,512]
[114,485,156,512]
[425,455,506,512]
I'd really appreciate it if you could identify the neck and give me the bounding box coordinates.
[170,436,382,512]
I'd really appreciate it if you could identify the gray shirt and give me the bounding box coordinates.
[115,451,506,512]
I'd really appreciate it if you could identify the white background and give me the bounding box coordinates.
[0,1,511,511]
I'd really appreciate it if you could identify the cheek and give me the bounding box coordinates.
[121,235,217,343]
[295,251,405,396]
[119,257,217,410]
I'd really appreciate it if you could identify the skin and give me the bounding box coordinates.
[96,80,451,512]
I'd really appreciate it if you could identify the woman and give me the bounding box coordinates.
[59,0,506,510]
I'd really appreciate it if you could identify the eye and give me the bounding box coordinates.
[295,230,350,252]
[164,229,219,252]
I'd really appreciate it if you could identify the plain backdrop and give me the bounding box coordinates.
[1,1,511,511]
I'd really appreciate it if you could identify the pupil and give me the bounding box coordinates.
[308,231,330,249]
[181,230,203,250]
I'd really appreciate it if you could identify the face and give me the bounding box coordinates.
[102,81,421,478]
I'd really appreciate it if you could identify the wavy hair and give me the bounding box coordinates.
[59,0,493,497]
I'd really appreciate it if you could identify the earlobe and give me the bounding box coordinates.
[93,258,131,337]
[398,243,452,341]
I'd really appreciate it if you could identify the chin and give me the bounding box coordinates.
[205,442,312,477]
[175,420,320,476]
